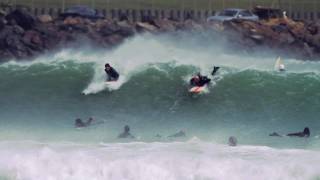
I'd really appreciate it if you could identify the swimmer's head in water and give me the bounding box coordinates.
[228,136,237,146]
[304,127,310,137]
[124,125,130,133]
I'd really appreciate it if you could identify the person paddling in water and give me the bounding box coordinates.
[190,66,220,87]
[105,63,119,81]
[118,125,135,138]
[75,117,94,128]
[269,127,310,138]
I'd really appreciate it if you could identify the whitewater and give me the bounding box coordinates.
[0,33,320,180]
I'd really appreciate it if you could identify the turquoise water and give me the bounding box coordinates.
[0,34,320,179]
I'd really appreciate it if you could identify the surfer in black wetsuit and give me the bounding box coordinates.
[105,63,119,81]
[228,136,237,146]
[118,125,135,138]
[75,117,94,128]
[287,127,310,137]
[190,66,220,87]
[190,73,210,87]
[269,127,310,138]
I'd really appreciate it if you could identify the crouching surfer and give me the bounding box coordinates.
[269,127,310,138]
[105,63,119,81]
[190,66,220,87]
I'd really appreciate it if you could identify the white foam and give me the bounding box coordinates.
[82,76,126,95]
[0,141,320,180]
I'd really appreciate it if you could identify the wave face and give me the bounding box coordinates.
[0,33,320,179]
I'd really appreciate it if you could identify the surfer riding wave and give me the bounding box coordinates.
[189,66,220,87]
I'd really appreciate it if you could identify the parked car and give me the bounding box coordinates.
[207,8,259,22]
[60,5,104,20]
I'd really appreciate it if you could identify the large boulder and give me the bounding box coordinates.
[116,21,135,37]
[63,16,84,25]
[181,19,204,31]
[5,34,30,59]
[104,34,124,46]
[152,19,176,32]
[22,30,43,50]
[38,15,53,23]
[99,21,120,36]
[5,8,36,30]
[60,17,89,33]
[0,26,14,49]
[135,22,158,32]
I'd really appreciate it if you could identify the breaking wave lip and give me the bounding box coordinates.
[0,140,320,180]
[1,33,320,96]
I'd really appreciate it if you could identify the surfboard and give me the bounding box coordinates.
[189,86,206,94]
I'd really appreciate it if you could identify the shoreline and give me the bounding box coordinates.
[1,7,320,63]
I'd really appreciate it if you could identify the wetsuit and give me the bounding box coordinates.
[105,67,119,81]
[190,75,211,87]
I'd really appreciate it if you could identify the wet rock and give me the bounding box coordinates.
[22,30,43,51]
[116,21,135,37]
[5,34,30,59]
[12,25,24,35]
[152,19,176,32]
[99,21,120,36]
[0,17,5,30]
[5,8,36,30]
[0,9,6,17]
[182,19,203,31]
[0,26,14,49]
[38,14,53,23]
[104,34,124,46]
[63,17,84,26]
[136,22,158,32]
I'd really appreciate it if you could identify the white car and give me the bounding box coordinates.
[207,8,259,22]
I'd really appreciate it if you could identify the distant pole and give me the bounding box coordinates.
[278,0,281,9]
[62,0,65,12]
[314,0,317,19]
[152,0,154,10]
[92,0,95,9]
[209,0,212,12]
[182,0,185,12]
[289,0,292,16]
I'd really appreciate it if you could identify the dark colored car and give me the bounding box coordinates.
[60,5,104,19]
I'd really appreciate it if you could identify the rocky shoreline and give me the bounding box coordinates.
[1,7,320,63]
